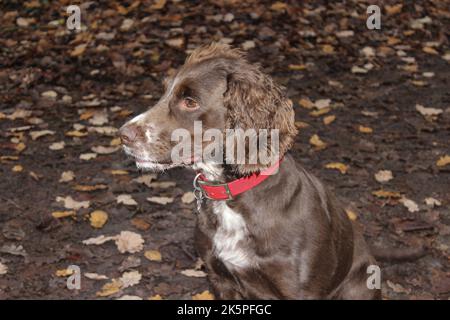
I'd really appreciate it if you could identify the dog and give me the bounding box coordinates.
[119,43,381,299]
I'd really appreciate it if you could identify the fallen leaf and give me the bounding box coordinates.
[165,38,184,49]
[436,155,450,167]
[345,209,358,221]
[423,47,438,55]
[181,192,196,204]
[241,40,255,50]
[12,165,23,172]
[41,90,57,99]
[82,235,116,246]
[119,271,141,288]
[84,273,108,280]
[358,125,373,133]
[288,64,306,71]
[15,142,26,152]
[147,196,174,205]
[385,4,403,15]
[322,44,334,54]
[372,190,402,199]
[374,170,393,183]
[314,99,331,109]
[59,171,75,183]
[148,294,163,300]
[110,137,122,146]
[0,263,8,275]
[399,198,420,213]
[309,134,327,149]
[131,218,151,231]
[79,153,97,160]
[117,194,138,206]
[70,44,87,57]
[49,141,65,150]
[323,115,336,125]
[192,290,214,300]
[309,107,331,117]
[110,169,128,175]
[351,66,368,74]
[91,146,120,154]
[180,269,207,278]
[66,130,88,137]
[133,174,157,187]
[415,104,443,117]
[96,279,123,297]
[115,231,144,254]
[298,98,315,109]
[117,295,143,300]
[424,197,441,207]
[150,0,167,10]
[52,211,76,219]
[325,162,348,174]
[149,181,176,189]
[56,196,90,210]
[387,280,411,294]
[90,210,108,229]
[73,184,107,192]
[55,268,74,277]
[144,250,162,262]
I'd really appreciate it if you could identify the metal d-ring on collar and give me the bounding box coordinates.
[193,173,204,210]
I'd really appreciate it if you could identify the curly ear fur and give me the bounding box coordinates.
[222,50,297,174]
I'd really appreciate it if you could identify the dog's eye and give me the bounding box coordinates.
[182,97,199,110]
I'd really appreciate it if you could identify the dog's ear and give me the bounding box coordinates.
[223,61,297,175]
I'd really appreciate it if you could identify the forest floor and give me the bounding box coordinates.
[0,0,449,299]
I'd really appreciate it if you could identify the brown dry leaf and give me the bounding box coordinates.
[110,169,128,175]
[358,125,373,133]
[49,141,65,150]
[15,142,26,152]
[79,110,95,120]
[147,196,174,205]
[0,263,7,275]
[385,4,403,15]
[374,170,393,183]
[323,115,336,125]
[372,190,402,199]
[52,211,76,219]
[66,130,88,137]
[96,279,123,297]
[148,294,163,300]
[12,165,23,172]
[181,269,207,278]
[59,171,75,183]
[436,155,450,167]
[117,194,138,206]
[288,64,306,71]
[91,146,120,154]
[110,137,121,146]
[55,268,74,277]
[298,98,314,109]
[345,209,358,221]
[309,134,327,149]
[181,192,196,204]
[325,162,348,174]
[79,153,97,161]
[150,0,167,10]
[73,184,107,192]
[131,218,151,231]
[295,121,309,129]
[115,231,144,254]
[271,1,288,11]
[310,107,331,117]
[192,290,214,300]
[56,196,90,210]
[90,210,108,229]
[423,47,438,55]
[30,130,55,140]
[70,44,87,57]
[144,250,162,262]
[322,44,334,54]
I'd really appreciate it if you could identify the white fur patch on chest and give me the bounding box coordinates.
[212,202,253,269]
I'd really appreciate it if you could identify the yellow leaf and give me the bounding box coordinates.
[65,130,88,137]
[90,210,108,229]
[15,142,26,152]
[358,125,373,133]
[288,64,306,71]
[110,137,122,146]
[310,107,331,117]
[192,290,214,300]
[56,268,75,277]
[148,294,163,300]
[298,98,314,109]
[52,211,76,219]
[309,134,327,149]
[325,162,348,174]
[73,184,107,192]
[322,44,335,54]
[79,110,95,120]
[323,115,336,125]
[385,4,402,15]
[436,155,450,167]
[372,190,402,199]
[96,279,123,297]
[150,0,167,10]
[345,209,358,221]
[12,165,23,172]
[295,121,309,129]
[144,250,162,262]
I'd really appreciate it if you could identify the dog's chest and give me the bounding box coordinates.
[210,202,254,269]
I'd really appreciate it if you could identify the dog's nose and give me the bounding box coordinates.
[119,125,138,145]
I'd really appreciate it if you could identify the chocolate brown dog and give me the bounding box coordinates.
[119,43,381,299]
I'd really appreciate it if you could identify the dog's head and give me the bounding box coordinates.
[119,43,297,174]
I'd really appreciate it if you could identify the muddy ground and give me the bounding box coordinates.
[0,1,449,299]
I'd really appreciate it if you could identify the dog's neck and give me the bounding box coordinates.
[192,161,251,183]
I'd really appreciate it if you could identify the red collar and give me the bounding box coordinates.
[193,159,282,201]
